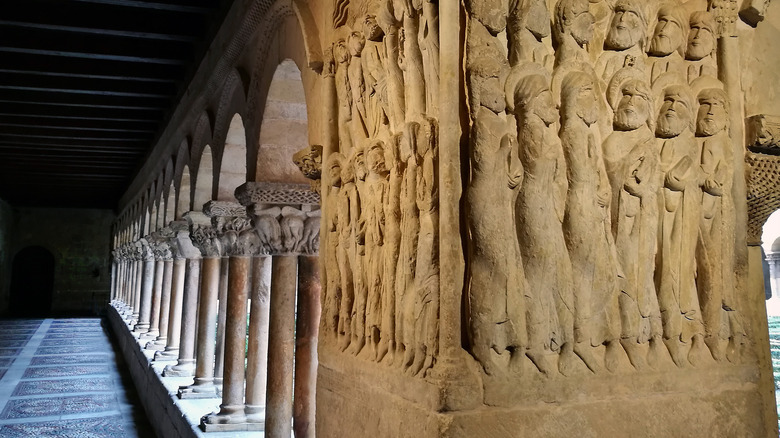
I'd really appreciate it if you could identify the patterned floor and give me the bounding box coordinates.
[0,318,154,437]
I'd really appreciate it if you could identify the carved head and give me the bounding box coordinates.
[468,57,507,114]
[514,74,558,126]
[367,141,388,175]
[554,0,594,46]
[386,132,402,169]
[363,14,384,41]
[561,71,599,126]
[656,85,694,138]
[687,11,716,61]
[334,39,350,64]
[605,0,646,51]
[649,4,688,57]
[348,31,366,57]
[418,118,438,158]
[353,146,368,181]
[696,88,729,136]
[401,122,419,162]
[326,153,344,187]
[510,0,551,40]
[614,79,652,131]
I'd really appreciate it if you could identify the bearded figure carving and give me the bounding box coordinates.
[646,4,688,84]
[686,11,718,82]
[602,75,664,370]
[508,0,554,69]
[596,0,648,83]
[553,0,595,69]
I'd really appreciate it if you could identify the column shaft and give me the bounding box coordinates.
[143,259,165,339]
[135,259,155,332]
[245,256,272,422]
[158,258,185,359]
[133,260,143,322]
[293,255,321,438]
[265,255,298,438]
[164,257,201,376]
[149,259,173,349]
[214,257,230,384]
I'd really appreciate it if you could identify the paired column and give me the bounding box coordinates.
[133,238,155,335]
[147,229,176,349]
[156,221,192,361]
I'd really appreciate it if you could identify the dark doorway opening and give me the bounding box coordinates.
[10,246,55,317]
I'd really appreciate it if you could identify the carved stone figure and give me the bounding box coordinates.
[686,11,718,82]
[364,140,389,361]
[466,54,527,376]
[602,76,663,369]
[596,0,648,83]
[362,14,391,138]
[510,73,575,375]
[302,211,321,254]
[508,0,554,69]
[379,133,403,363]
[335,39,354,154]
[348,146,369,355]
[559,70,622,373]
[418,0,439,116]
[374,0,406,130]
[337,156,358,351]
[646,4,688,84]
[655,84,709,367]
[553,0,595,69]
[250,207,282,255]
[348,31,370,144]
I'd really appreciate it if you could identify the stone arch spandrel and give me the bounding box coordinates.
[217,114,248,200]
[177,165,192,218]
[194,145,215,211]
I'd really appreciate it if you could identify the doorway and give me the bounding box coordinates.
[10,246,55,317]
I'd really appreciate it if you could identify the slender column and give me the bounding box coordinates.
[164,257,201,376]
[148,256,173,349]
[134,239,155,334]
[214,256,230,385]
[245,256,271,423]
[265,255,298,438]
[202,254,251,428]
[142,257,165,340]
[293,255,321,438]
[132,257,143,323]
[110,257,118,303]
[157,256,185,359]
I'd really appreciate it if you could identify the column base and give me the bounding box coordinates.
[162,361,194,377]
[200,421,264,433]
[154,348,179,361]
[201,405,262,433]
[178,381,219,399]
[144,339,166,351]
[244,404,265,423]
[139,329,159,340]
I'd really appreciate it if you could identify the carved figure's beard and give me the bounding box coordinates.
[649,34,676,56]
[577,103,598,126]
[687,39,712,60]
[605,26,638,50]
[697,117,724,137]
[614,105,645,131]
[656,111,687,138]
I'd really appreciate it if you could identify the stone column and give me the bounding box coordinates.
[178,221,221,398]
[132,246,144,324]
[133,238,155,335]
[156,221,190,360]
[244,255,271,424]
[141,239,167,340]
[163,256,202,375]
[213,256,230,386]
[293,255,320,438]
[148,231,175,349]
[203,215,257,430]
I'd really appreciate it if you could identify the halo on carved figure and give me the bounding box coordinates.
[606,66,647,110]
[690,74,724,98]
[505,63,551,111]
[650,71,691,112]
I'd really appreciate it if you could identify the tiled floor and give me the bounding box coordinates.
[0,318,154,437]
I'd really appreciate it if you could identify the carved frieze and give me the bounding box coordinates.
[235,182,320,206]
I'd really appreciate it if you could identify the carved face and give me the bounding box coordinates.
[605,3,644,50]
[349,31,366,56]
[687,19,715,60]
[656,92,691,138]
[526,0,552,39]
[354,149,368,181]
[367,146,387,175]
[614,82,650,131]
[566,0,595,46]
[534,89,559,126]
[364,15,384,42]
[328,162,342,186]
[649,13,684,56]
[696,96,727,136]
[335,39,349,64]
[575,81,599,126]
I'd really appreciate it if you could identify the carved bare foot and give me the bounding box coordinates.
[348,336,365,356]
[647,336,673,370]
[472,345,501,376]
[726,334,744,364]
[508,348,525,376]
[526,350,554,376]
[408,346,426,376]
[688,334,714,367]
[558,344,579,376]
[620,338,647,370]
[376,339,390,362]
[704,336,723,362]
[663,337,687,368]
[604,341,621,373]
[574,342,602,374]
[402,346,415,369]
[338,334,351,352]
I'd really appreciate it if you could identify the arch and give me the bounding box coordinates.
[254,59,309,184]
[217,114,248,200]
[194,145,214,210]
[178,164,192,218]
[10,246,55,317]
[156,191,165,230]
[166,180,176,224]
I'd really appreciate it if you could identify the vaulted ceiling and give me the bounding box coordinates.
[0,0,234,209]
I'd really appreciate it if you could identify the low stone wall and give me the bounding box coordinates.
[106,305,203,438]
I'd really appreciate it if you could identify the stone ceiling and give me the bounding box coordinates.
[0,0,234,209]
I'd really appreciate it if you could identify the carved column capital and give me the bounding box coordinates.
[293,144,323,194]
[235,183,321,256]
[709,0,740,36]
[137,238,155,262]
[185,211,221,257]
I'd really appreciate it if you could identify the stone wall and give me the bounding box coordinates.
[0,198,13,312]
[8,208,115,315]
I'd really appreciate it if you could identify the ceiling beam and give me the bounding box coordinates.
[67,0,212,14]
[0,20,199,42]
[0,47,185,65]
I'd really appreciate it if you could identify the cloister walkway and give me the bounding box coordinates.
[0,318,153,437]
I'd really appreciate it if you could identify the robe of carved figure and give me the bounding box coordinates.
[324,155,343,337]
[254,208,282,254]
[375,0,406,130]
[335,39,354,154]
[685,11,718,83]
[694,87,740,362]
[364,141,389,361]
[362,14,391,139]
[553,0,595,70]
[348,31,370,145]
[559,71,621,373]
[512,73,575,375]
[419,0,439,116]
[379,134,403,363]
[465,46,528,376]
[655,84,708,368]
[337,159,359,351]
[508,0,554,69]
[409,117,439,376]
[595,0,647,83]
[348,146,369,355]
[602,77,663,370]
[398,0,426,120]
[396,122,420,366]
[646,4,688,85]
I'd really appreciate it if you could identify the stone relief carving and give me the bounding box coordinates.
[320,0,440,377]
[462,0,744,379]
